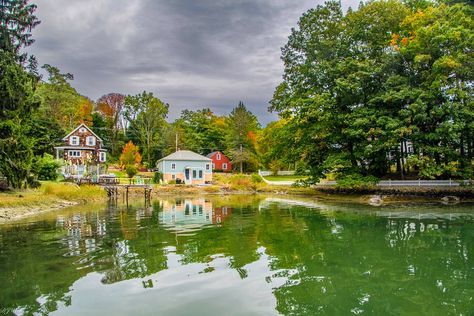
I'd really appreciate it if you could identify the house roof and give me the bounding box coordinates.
[158,150,212,162]
[62,123,103,142]
[206,151,218,158]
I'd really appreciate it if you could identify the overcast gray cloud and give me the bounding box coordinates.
[28,0,359,125]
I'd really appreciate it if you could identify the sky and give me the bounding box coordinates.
[28,0,359,125]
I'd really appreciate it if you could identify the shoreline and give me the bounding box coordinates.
[1,183,473,224]
[0,199,79,224]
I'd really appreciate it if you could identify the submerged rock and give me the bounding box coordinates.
[368,195,383,206]
[441,195,460,204]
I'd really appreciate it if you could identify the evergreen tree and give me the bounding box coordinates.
[0,0,40,188]
[226,101,260,172]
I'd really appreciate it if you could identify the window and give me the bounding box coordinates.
[171,163,176,170]
[68,150,81,157]
[86,136,96,146]
[70,136,79,146]
[199,170,203,179]
[79,127,86,133]
[212,163,215,169]
[193,170,197,178]
[99,152,106,162]
[172,174,176,180]
[206,164,210,170]
[216,153,221,160]
[222,163,227,170]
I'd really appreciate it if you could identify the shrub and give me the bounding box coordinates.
[251,173,263,183]
[32,154,61,181]
[204,185,221,193]
[336,174,379,189]
[153,171,163,184]
[125,165,138,179]
[167,179,176,185]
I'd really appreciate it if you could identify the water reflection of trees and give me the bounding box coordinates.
[1,197,473,315]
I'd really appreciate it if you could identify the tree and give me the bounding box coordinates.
[35,64,86,131]
[225,101,260,172]
[0,0,40,188]
[96,93,126,157]
[119,141,142,168]
[271,0,473,181]
[173,108,227,154]
[124,91,169,166]
[0,0,40,64]
[257,119,300,171]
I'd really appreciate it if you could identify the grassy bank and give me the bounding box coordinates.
[0,182,106,208]
[313,186,474,199]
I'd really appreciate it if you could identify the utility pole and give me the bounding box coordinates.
[175,133,178,152]
[240,143,243,173]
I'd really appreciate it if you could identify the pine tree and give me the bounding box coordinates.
[0,0,40,188]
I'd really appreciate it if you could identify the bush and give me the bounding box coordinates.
[32,154,61,181]
[336,174,379,189]
[153,171,163,184]
[251,173,263,183]
[125,165,138,179]
[167,179,176,185]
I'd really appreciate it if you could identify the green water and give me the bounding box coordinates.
[1,195,473,315]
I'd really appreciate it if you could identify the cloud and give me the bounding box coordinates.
[28,0,359,125]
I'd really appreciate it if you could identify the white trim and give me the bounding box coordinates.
[222,163,227,170]
[68,150,81,157]
[70,136,79,146]
[86,136,96,146]
[216,153,221,160]
[99,152,106,162]
[62,123,103,142]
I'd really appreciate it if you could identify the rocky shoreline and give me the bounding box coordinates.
[0,200,79,223]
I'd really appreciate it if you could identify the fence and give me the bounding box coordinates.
[260,176,473,187]
[258,170,296,176]
[315,179,472,187]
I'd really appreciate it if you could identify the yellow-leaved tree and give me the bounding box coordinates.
[120,141,142,169]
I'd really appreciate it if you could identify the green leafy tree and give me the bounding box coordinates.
[35,64,85,131]
[124,91,169,166]
[173,108,227,155]
[270,0,473,181]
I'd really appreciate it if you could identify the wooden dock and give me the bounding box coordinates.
[102,184,153,204]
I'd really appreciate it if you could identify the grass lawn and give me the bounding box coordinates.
[263,175,308,182]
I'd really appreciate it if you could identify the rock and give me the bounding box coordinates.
[441,196,460,204]
[368,195,383,206]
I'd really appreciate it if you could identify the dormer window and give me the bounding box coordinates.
[70,136,79,146]
[216,153,221,160]
[86,136,96,146]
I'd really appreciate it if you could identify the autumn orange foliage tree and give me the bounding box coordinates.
[119,141,142,169]
[97,93,126,157]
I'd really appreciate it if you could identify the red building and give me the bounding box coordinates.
[206,151,232,172]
